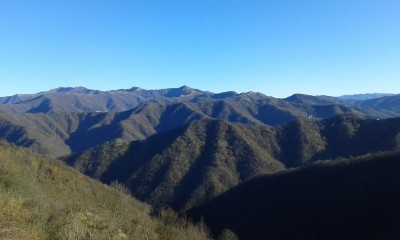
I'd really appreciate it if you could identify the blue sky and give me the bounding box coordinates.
[0,1,399,97]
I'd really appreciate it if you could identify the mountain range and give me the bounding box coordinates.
[0,86,399,158]
[64,114,400,212]
[0,86,399,117]
[1,86,400,240]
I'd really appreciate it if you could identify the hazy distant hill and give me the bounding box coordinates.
[188,151,400,240]
[339,93,396,100]
[353,95,400,116]
[65,114,400,211]
[1,86,393,119]
[284,93,399,118]
[0,86,205,114]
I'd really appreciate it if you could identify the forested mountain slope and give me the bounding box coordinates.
[188,151,400,240]
[66,115,400,211]
[0,95,366,157]
[66,119,286,211]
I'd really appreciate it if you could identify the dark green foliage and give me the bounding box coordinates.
[188,151,400,240]
[277,114,400,167]
[68,119,285,212]
[66,115,400,212]
[63,139,131,179]
[277,118,326,167]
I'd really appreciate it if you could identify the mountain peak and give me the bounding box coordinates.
[47,87,99,94]
[129,87,144,91]
[177,85,196,93]
[178,85,192,90]
[164,85,201,97]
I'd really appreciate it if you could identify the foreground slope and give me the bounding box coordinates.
[188,152,400,240]
[0,142,210,240]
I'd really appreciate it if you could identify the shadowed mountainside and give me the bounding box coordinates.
[188,151,400,240]
[66,119,286,211]
[65,115,400,211]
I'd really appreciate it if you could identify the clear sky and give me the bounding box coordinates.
[0,1,399,98]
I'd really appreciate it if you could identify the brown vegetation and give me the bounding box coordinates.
[0,141,211,240]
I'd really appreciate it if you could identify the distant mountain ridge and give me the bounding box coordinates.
[339,93,397,100]
[0,86,399,117]
[0,86,214,113]
[0,85,399,159]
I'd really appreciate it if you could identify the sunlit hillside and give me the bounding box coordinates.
[0,141,210,240]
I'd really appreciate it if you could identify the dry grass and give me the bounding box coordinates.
[0,141,212,240]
